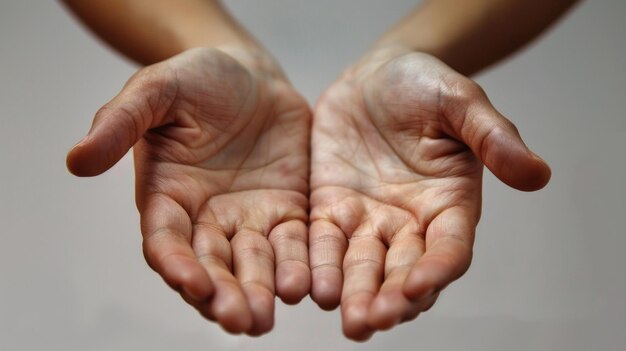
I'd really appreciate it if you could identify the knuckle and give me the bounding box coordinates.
[269,221,306,243]
[310,232,345,250]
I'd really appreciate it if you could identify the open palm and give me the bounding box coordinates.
[67,48,311,335]
[310,52,551,340]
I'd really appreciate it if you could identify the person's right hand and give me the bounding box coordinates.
[66,48,312,336]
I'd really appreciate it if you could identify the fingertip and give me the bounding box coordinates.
[501,150,551,192]
[242,284,275,336]
[162,256,214,301]
[402,268,435,301]
[213,291,254,334]
[345,330,375,343]
[366,292,406,331]
[311,273,342,311]
[66,152,82,177]
[270,220,311,305]
[419,293,439,313]
[312,293,341,311]
[523,151,552,191]
[314,298,340,311]
[66,139,92,177]
[309,219,347,309]
[276,264,311,305]
[219,317,253,335]
[65,137,112,177]
[342,298,375,342]
[180,276,213,303]
[482,127,552,192]
[400,294,439,324]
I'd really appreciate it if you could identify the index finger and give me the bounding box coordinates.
[141,194,214,302]
[402,207,476,300]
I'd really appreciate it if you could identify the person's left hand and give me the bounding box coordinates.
[309,48,551,341]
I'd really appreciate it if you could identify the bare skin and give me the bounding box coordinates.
[309,48,551,341]
[63,0,577,341]
[67,48,311,335]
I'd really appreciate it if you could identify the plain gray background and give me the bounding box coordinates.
[1,1,625,350]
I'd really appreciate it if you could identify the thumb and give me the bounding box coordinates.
[444,80,551,191]
[67,68,176,177]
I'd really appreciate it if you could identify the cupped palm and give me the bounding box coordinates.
[309,52,550,340]
[67,48,311,335]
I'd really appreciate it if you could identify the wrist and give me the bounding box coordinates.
[162,1,285,80]
[214,44,287,82]
[345,44,414,80]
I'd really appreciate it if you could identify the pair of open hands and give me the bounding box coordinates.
[67,48,550,341]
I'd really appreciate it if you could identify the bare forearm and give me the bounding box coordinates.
[62,0,264,65]
[373,0,580,75]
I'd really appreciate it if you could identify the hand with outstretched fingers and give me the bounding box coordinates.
[67,48,312,336]
[309,48,551,341]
